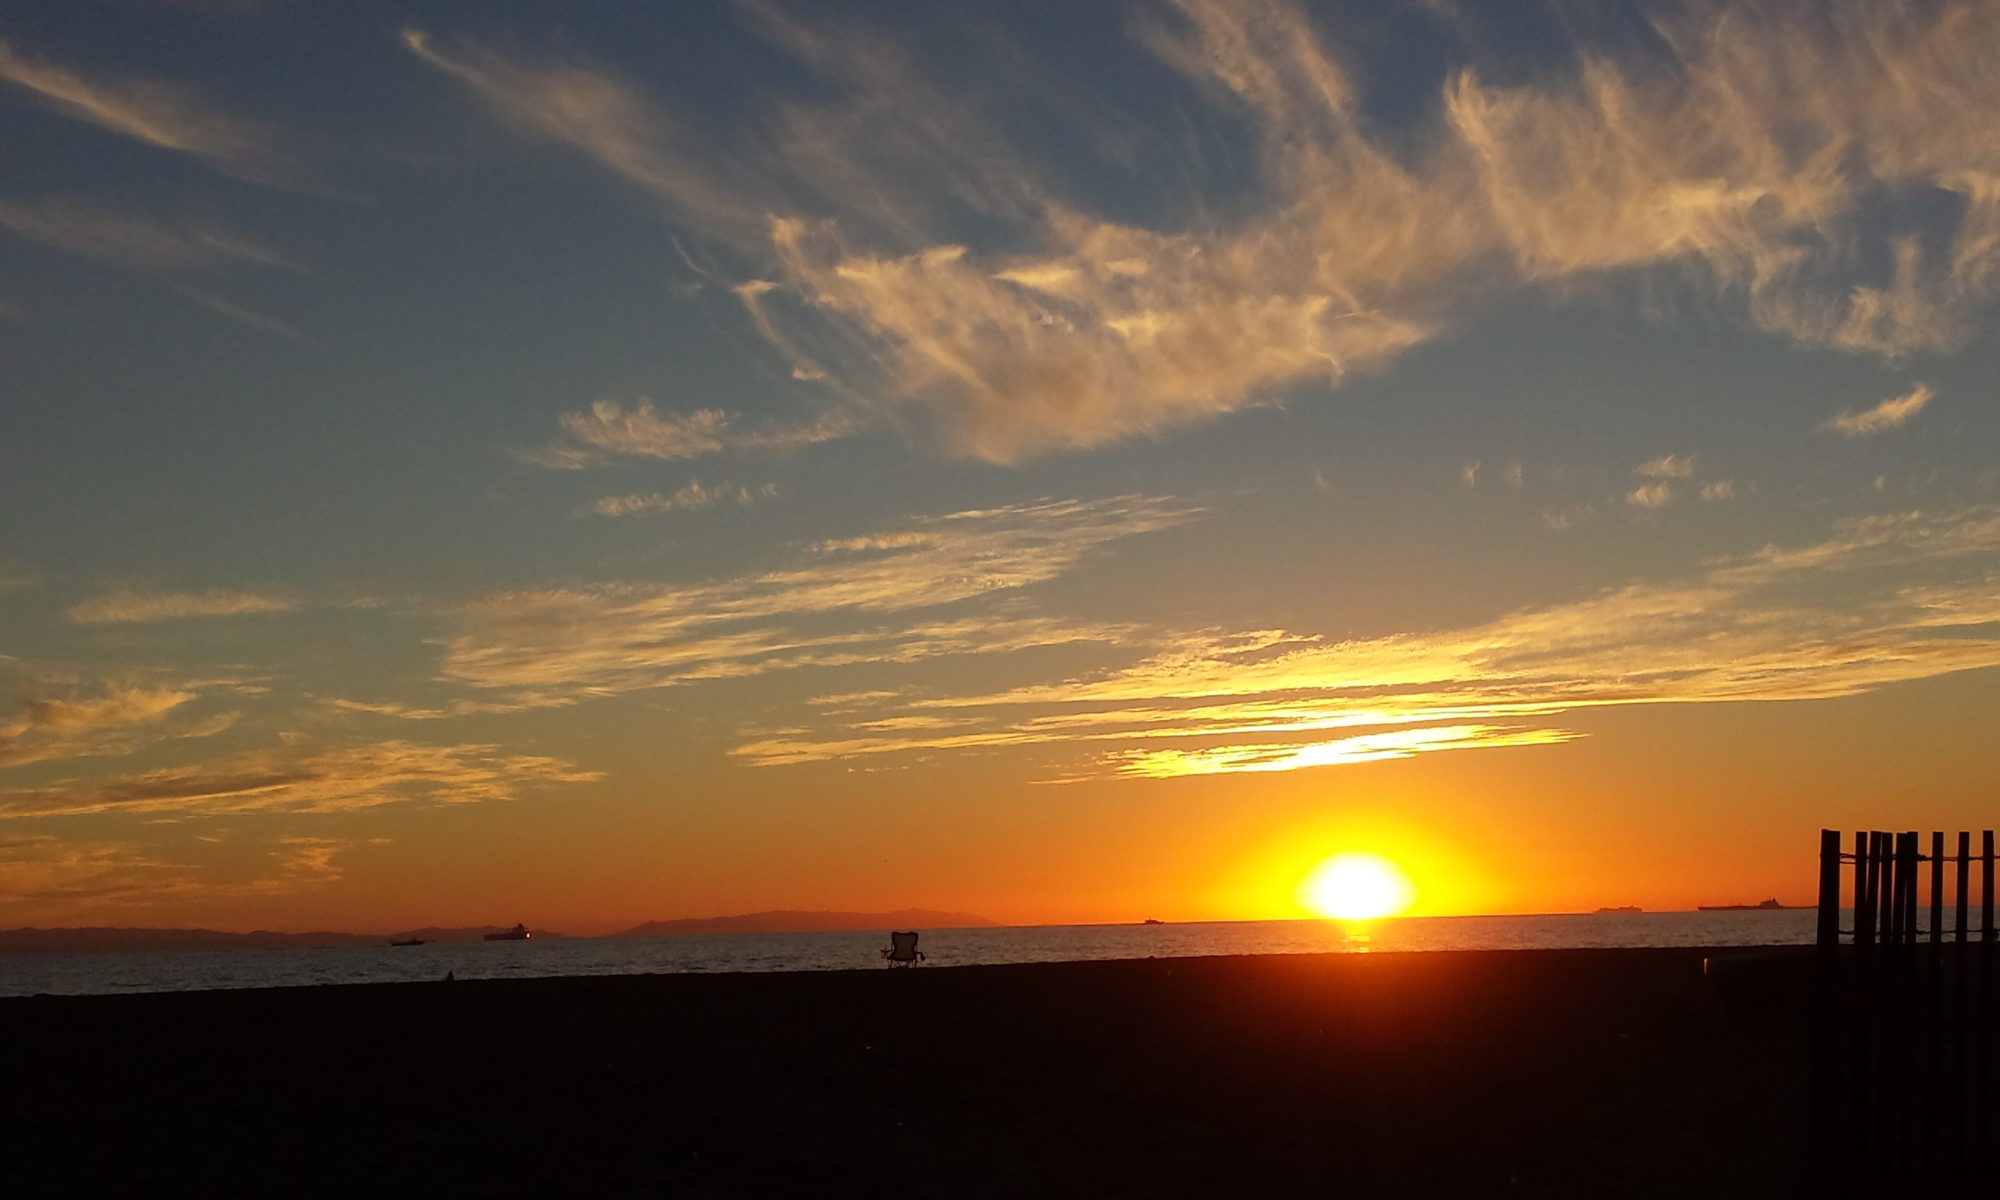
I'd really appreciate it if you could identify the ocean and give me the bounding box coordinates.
[0,908,1825,998]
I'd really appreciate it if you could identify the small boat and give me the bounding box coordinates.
[390,937,426,946]
[1593,906,1643,915]
[1142,918,1165,925]
[483,923,532,941]
[1697,898,1792,911]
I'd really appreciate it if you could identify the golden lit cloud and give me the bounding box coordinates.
[0,832,366,917]
[418,0,2000,463]
[1822,384,1935,438]
[1627,483,1674,509]
[0,836,204,912]
[734,506,2000,776]
[0,739,601,818]
[19,687,195,734]
[527,399,849,469]
[435,496,1189,697]
[0,684,202,769]
[67,588,297,624]
[584,480,777,517]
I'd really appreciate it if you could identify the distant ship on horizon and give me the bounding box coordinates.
[1593,905,1643,914]
[1696,898,1794,912]
[483,923,532,941]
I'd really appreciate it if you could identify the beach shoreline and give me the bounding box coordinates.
[2,947,1813,1197]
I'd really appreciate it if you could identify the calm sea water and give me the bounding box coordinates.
[0,909,1824,999]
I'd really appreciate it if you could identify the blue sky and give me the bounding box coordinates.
[3,0,1998,931]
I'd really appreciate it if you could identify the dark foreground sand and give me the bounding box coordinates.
[3,948,1814,1197]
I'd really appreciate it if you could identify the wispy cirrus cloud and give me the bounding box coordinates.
[67,588,296,624]
[0,739,601,819]
[729,506,2000,778]
[526,400,850,469]
[584,480,778,517]
[0,198,296,272]
[437,495,1189,698]
[1822,384,1935,438]
[418,0,2000,464]
[0,832,365,918]
[0,37,302,187]
[0,684,204,769]
[0,200,303,337]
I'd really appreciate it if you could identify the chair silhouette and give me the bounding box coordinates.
[881,930,925,966]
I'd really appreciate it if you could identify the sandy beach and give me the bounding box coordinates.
[3,948,1813,1197]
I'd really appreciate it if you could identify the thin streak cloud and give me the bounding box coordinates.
[1822,384,1935,437]
[67,589,297,624]
[527,400,851,469]
[0,37,301,187]
[585,481,777,517]
[0,199,296,273]
[439,496,1191,697]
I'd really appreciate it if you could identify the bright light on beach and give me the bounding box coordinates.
[1298,852,1417,921]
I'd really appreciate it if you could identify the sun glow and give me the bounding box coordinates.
[1298,852,1417,921]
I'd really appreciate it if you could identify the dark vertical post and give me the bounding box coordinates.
[1851,829,1875,1179]
[1887,831,1904,948]
[1981,830,1996,1168]
[1957,831,1972,945]
[1953,831,1971,1170]
[1819,829,1844,950]
[1856,831,1887,1177]
[1984,830,1996,943]
[1856,831,1878,946]
[1813,829,1844,1182]
[1926,830,1944,1170]
[1888,831,1919,1172]
[1931,831,1945,945]
[1885,832,1907,946]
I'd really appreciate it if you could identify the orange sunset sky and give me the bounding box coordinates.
[3,0,1998,934]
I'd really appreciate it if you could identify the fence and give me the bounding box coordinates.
[1812,828,1998,1182]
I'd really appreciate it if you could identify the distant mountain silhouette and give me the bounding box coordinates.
[612,908,996,937]
[0,925,553,956]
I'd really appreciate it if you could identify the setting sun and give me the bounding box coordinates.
[1299,852,1418,921]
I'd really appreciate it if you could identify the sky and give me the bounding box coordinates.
[3,0,1998,934]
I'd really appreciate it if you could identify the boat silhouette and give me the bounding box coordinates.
[483,923,532,941]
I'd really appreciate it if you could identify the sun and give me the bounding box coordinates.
[1298,852,1417,921]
